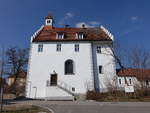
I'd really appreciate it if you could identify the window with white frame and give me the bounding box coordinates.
[77,33,84,39]
[57,33,64,39]
[75,44,79,52]
[56,44,61,52]
[97,46,101,53]
[99,65,103,74]
[38,44,43,52]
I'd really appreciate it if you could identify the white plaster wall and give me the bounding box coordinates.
[93,42,116,92]
[26,41,117,98]
[26,42,94,98]
[45,86,72,97]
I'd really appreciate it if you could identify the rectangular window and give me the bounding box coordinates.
[146,80,149,86]
[97,46,101,53]
[119,79,121,85]
[129,79,132,85]
[57,33,64,39]
[99,65,102,74]
[72,87,75,92]
[56,44,61,52]
[75,44,79,52]
[38,44,43,52]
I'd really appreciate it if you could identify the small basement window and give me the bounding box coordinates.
[97,46,101,53]
[56,44,61,52]
[38,44,43,52]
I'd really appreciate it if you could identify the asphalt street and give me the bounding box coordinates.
[15,101,150,113]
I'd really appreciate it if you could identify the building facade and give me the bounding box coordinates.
[117,68,150,89]
[26,14,116,100]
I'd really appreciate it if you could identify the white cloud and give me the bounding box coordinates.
[65,12,73,19]
[75,21,100,28]
[76,22,91,28]
[89,21,100,26]
[130,16,138,21]
[119,26,140,37]
[58,12,74,25]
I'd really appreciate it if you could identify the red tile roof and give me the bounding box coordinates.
[117,68,150,80]
[32,26,112,42]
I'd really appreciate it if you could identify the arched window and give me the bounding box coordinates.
[65,60,74,74]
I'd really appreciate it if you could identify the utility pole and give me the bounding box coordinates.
[0,47,4,112]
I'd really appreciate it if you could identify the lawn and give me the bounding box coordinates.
[2,105,51,113]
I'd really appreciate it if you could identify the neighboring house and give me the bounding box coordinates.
[26,13,116,100]
[7,71,27,87]
[117,68,150,89]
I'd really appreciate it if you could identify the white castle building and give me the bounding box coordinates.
[26,13,116,100]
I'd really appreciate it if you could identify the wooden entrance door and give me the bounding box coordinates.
[50,74,57,86]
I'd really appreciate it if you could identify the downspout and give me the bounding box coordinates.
[91,42,100,92]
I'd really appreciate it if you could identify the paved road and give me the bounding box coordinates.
[15,101,150,113]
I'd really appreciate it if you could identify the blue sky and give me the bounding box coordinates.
[0,0,150,50]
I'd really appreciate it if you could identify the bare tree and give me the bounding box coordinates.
[0,47,5,112]
[103,40,131,88]
[128,47,150,88]
[5,47,28,96]
[128,48,150,69]
[112,41,127,69]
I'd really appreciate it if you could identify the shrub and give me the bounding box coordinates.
[86,89,150,101]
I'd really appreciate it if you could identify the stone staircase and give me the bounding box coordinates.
[45,80,75,100]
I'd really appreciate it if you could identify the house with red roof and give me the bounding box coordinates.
[26,13,116,100]
[7,71,27,87]
[117,68,150,89]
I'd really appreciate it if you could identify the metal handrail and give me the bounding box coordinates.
[46,80,74,94]
[58,80,73,93]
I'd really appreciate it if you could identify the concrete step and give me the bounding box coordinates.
[45,96,74,101]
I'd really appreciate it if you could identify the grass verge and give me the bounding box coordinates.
[2,105,51,113]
